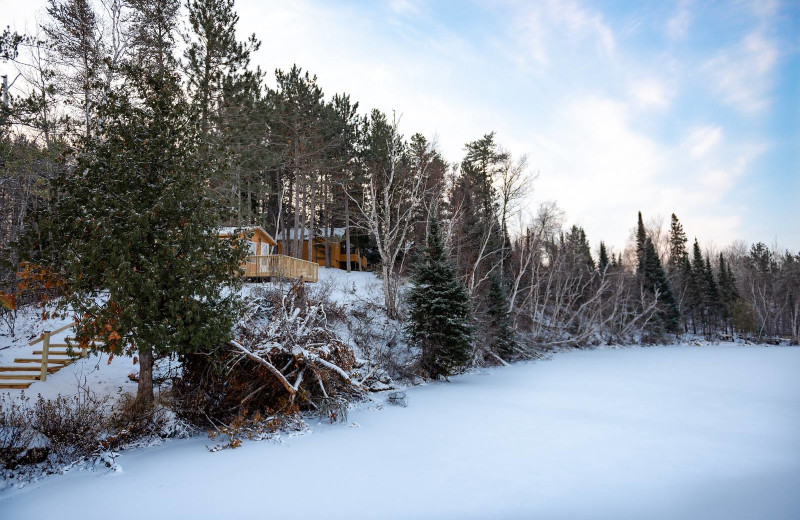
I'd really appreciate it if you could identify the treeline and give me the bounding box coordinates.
[1,0,798,389]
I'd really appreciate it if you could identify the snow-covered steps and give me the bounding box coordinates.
[0,322,92,390]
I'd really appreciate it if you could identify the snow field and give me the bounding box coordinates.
[2,344,798,519]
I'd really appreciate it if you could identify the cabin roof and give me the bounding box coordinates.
[218,226,277,246]
[276,227,353,241]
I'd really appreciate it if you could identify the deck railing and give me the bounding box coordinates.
[244,254,319,282]
[27,321,84,382]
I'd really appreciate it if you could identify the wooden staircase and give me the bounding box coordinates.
[0,322,88,390]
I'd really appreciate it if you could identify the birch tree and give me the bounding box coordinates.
[350,111,430,318]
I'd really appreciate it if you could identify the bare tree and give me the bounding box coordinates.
[349,113,430,318]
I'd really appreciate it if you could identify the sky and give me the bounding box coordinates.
[2,0,799,252]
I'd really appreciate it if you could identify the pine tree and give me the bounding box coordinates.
[451,133,507,290]
[44,0,101,138]
[38,0,246,408]
[484,274,516,360]
[184,0,259,140]
[406,217,473,379]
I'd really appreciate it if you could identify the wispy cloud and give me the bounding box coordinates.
[683,125,723,158]
[500,0,615,66]
[704,31,778,113]
[666,0,692,40]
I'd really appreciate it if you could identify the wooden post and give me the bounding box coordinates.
[40,330,51,381]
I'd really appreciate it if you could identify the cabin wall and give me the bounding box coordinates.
[276,238,367,270]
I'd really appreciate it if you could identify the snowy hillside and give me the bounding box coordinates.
[2,344,799,519]
[0,268,384,399]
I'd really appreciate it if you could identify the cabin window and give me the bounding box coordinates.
[248,241,257,255]
[261,242,269,255]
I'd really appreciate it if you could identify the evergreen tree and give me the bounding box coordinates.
[184,0,260,140]
[36,0,245,408]
[636,211,647,276]
[689,239,708,333]
[704,255,720,333]
[450,132,507,291]
[642,237,680,332]
[563,225,595,271]
[667,213,688,274]
[484,274,516,360]
[44,0,101,138]
[678,253,694,331]
[718,254,738,332]
[406,217,473,379]
[598,241,610,272]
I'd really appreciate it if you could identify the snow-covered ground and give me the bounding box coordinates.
[0,268,384,399]
[2,344,798,519]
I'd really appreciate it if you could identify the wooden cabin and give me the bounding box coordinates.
[276,228,368,271]
[218,226,319,282]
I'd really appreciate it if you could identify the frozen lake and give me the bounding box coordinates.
[2,344,799,519]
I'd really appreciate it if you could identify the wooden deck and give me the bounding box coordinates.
[244,254,319,283]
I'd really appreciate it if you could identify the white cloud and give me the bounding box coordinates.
[683,125,723,158]
[530,97,664,248]
[630,78,674,109]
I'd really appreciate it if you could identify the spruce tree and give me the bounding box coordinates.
[704,255,720,333]
[718,254,738,333]
[484,274,516,360]
[406,217,473,379]
[667,213,688,274]
[38,0,246,407]
[636,211,647,276]
[642,237,680,332]
[689,239,708,333]
[598,241,610,272]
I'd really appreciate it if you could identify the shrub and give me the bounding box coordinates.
[0,394,36,470]
[32,392,109,462]
[106,393,172,448]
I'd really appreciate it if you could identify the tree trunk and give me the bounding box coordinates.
[136,345,154,408]
[345,191,352,273]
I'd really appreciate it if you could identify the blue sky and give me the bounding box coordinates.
[3,0,798,252]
